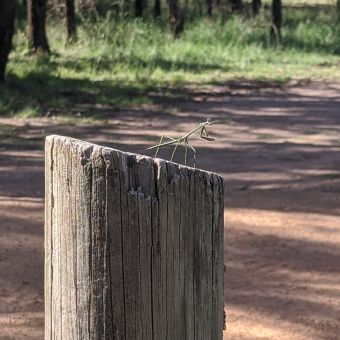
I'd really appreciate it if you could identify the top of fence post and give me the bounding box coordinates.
[45,135,224,340]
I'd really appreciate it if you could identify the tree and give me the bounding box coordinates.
[167,0,184,37]
[207,0,213,17]
[65,0,77,41]
[228,0,244,12]
[271,0,282,42]
[27,0,50,53]
[135,0,144,17]
[0,0,16,81]
[252,0,261,16]
[154,0,161,18]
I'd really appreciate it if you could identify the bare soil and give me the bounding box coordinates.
[1,80,340,339]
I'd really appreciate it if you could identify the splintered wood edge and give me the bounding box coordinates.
[45,134,224,183]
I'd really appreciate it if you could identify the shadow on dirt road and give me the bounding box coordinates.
[1,79,340,339]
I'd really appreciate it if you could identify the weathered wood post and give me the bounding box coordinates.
[45,135,224,340]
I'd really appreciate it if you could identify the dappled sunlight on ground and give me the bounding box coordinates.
[225,306,310,340]
[1,79,340,339]
[225,208,340,339]
[0,199,44,339]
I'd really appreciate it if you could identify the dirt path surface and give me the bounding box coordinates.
[1,80,340,339]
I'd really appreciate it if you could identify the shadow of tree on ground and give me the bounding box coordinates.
[1,78,340,338]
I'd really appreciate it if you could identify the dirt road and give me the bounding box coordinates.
[1,80,340,339]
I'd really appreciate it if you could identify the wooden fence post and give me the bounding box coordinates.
[45,135,224,340]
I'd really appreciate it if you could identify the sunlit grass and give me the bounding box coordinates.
[16,106,40,118]
[2,3,340,117]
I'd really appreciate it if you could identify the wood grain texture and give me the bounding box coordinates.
[45,135,224,340]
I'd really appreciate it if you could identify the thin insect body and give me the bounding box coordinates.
[147,118,214,167]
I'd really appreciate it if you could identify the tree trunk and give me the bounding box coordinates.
[271,0,282,42]
[135,0,143,17]
[27,0,50,53]
[65,0,76,41]
[228,0,244,12]
[252,0,261,16]
[207,0,213,16]
[167,0,184,37]
[0,0,16,81]
[45,135,225,340]
[154,0,161,18]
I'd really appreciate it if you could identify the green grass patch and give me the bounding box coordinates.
[2,3,340,117]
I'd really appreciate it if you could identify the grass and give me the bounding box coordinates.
[2,2,340,117]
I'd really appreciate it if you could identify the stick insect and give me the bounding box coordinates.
[147,118,215,168]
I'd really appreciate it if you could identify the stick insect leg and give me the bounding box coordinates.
[166,136,176,141]
[184,139,188,165]
[171,141,180,162]
[154,135,164,158]
[200,126,206,138]
[187,143,197,168]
